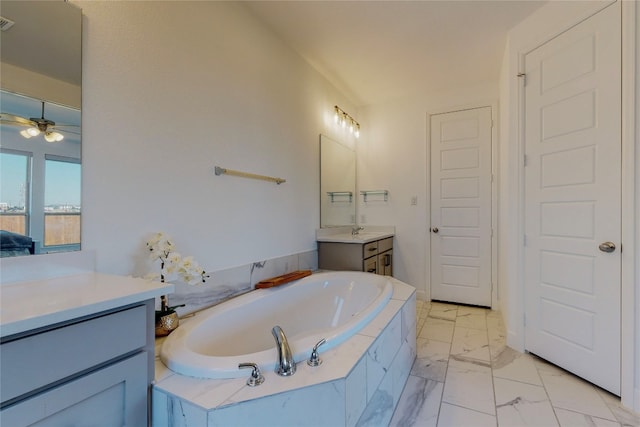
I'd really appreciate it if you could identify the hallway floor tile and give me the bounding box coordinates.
[390,301,640,427]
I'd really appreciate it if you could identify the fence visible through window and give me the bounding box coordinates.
[0,213,27,235]
[44,212,81,246]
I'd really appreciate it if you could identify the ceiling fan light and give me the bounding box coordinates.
[27,127,40,136]
[46,132,63,142]
[20,129,33,139]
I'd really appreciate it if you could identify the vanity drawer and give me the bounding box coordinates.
[378,237,393,253]
[1,305,147,404]
[364,256,377,274]
[1,352,148,427]
[363,241,378,257]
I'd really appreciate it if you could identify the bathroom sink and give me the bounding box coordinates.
[316,231,394,243]
[351,232,382,240]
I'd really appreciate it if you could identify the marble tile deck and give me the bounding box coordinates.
[391,301,640,427]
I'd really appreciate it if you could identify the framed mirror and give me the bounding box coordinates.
[320,134,356,228]
[0,1,82,256]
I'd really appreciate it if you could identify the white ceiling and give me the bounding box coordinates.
[0,0,82,86]
[1,1,545,107]
[244,1,547,107]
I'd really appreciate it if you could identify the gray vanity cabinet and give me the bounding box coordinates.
[0,300,155,427]
[318,237,393,276]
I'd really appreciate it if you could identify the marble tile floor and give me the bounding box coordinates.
[389,301,640,427]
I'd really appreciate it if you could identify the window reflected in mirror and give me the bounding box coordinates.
[0,91,81,255]
[0,151,30,235]
[44,157,81,248]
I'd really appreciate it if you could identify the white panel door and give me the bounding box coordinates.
[524,2,621,395]
[430,106,492,307]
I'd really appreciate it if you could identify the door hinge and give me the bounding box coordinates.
[523,234,527,246]
[517,72,527,86]
[524,313,527,327]
[491,119,495,128]
[524,154,529,167]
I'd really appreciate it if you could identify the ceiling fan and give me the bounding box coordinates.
[0,101,80,142]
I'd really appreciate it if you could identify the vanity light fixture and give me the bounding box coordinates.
[333,105,360,139]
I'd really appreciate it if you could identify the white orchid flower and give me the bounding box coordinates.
[144,232,207,286]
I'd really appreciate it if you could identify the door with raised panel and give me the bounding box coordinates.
[523,2,621,395]
[430,106,492,307]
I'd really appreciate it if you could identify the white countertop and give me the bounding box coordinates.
[0,273,173,338]
[316,225,395,244]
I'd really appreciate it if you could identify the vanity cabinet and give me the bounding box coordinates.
[0,300,155,427]
[318,237,393,276]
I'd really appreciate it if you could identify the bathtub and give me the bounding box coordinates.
[160,271,393,379]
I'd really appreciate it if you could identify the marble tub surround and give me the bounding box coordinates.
[316,225,395,243]
[390,301,640,427]
[152,277,416,427]
[164,249,317,316]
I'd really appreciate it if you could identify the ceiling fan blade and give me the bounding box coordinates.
[52,122,80,129]
[51,125,81,135]
[0,113,35,127]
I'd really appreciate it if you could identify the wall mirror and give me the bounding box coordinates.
[0,1,82,256]
[320,134,356,228]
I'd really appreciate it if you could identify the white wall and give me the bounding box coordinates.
[74,1,356,276]
[500,0,639,411]
[358,82,498,298]
[634,0,640,411]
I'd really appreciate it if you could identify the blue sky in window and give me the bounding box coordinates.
[1,153,81,207]
[45,160,81,206]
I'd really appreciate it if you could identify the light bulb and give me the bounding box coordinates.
[334,109,340,124]
[354,125,360,138]
[20,130,33,139]
[27,127,40,136]
[44,132,63,142]
[341,114,346,128]
[349,121,354,133]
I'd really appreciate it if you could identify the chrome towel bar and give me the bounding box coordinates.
[214,166,286,185]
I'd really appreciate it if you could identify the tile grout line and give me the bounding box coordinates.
[486,308,499,426]
[435,303,456,427]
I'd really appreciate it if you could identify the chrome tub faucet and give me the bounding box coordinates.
[352,226,364,236]
[271,325,296,376]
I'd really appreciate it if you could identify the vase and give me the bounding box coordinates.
[155,310,179,337]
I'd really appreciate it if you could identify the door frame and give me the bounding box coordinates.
[509,0,638,410]
[425,101,499,308]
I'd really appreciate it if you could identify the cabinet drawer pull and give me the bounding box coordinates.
[384,254,391,266]
[368,247,377,252]
[367,268,376,273]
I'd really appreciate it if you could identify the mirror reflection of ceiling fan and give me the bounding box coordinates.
[0,101,80,142]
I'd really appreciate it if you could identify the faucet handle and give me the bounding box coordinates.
[307,338,327,367]
[238,362,265,387]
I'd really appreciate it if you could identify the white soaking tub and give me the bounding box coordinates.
[160,271,393,379]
